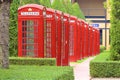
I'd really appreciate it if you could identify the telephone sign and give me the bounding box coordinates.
[91,24,99,28]
[21,12,39,16]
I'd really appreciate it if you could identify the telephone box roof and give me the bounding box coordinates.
[18,4,45,11]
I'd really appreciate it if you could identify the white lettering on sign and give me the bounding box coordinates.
[56,16,58,19]
[63,18,67,21]
[90,24,99,28]
[46,14,53,18]
[70,20,75,23]
[21,12,39,16]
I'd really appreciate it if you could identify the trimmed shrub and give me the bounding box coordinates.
[90,51,120,77]
[9,57,56,66]
[100,45,106,53]
[110,0,120,60]
[90,61,120,77]
[0,65,74,80]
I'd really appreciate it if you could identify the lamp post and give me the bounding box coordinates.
[105,9,107,48]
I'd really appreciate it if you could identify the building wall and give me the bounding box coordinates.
[78,0,105,16]
[73,0,110,49]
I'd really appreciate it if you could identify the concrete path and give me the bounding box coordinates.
[70,57,120,80]
[92,78,120,80]
[70,57,94,80]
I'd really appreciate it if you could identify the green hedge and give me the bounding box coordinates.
[9,57,56,66]
[100,45,106,53]
[110,0,120,60]
[90,51,120,77]
[0,65,74,80]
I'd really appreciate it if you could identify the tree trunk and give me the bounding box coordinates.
[71,0,76,3]
[0,1,10,69]
[0,44,2,66]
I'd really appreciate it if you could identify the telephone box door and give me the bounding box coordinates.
[18,18,44,57]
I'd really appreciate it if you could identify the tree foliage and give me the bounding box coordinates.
[110,0,120,60]
[20,0,40,6]
[40,0,51,7]
[61,0,73,15]
[72,3,85,20]
[52,0,67,12]
[52,0,85,20]
[9,0,20,56]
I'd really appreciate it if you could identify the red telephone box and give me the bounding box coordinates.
[18,4,45,57]
[97,29,100,54]
[94,28,100,55]
[55,10,63,66]
[95,28,98,55]
[44,8,56,58]
[77,19,82,60]
[84,22,89,57]
[92,28,97,56]
[81,21,86,58]
[88,26,94,56]
[69,16,78,62]
[61,13,70,66]
[56,11,69,66]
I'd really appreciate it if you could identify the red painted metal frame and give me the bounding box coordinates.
[81,21,86,59]
[84,23,89,57]
[61,13,70,66]
[95,28,100,55]
[56,10,62,66]
[18,4,45,58]
[45,8,56,58]
[97,29,100,54]
[92,28,97,56]
[77,19,82,60]
[69,16,78,62]
[88,26,93,56]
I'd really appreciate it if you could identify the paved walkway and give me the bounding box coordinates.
[70,57,120,80]
[92,78,120,80]
[70,57,94,80]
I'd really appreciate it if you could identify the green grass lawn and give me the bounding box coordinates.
[77,58,88,63]
[70,58,88,65]
[92,50,110,62]
[0,65,74,80]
